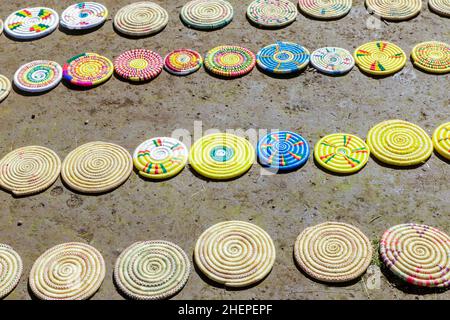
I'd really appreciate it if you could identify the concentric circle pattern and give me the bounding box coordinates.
[133,137,188,179]
[189,133,255,180]
[61,141,133,194]
[195,221,276,287]
[204,45,256,78]
[314,133,370,174]
[114,1,169,36]
[411,41,450,74]
[429,0,450,17]
[256,41,310,74]
[0,19,3,35]
[0,74,12,102]
[298,0,352,19]
[114,49,163,82]
[14,60,62,93]
[60,2,108,30]
[29,242,106,300]
[432,122,450,161]
[181,0,233,30]
[63,53,113,87]
[164,49,203,75]
[257,131,310,171]
[365,0,422,21]
[0,146,61,196]
[354,41,406,76]
[4,7,59,40]
[247,0,297,28]
[0,244,23,299]
[294,222,372,282]
[366,120,433,166]
[310,47,355,75]
[380,224,450,288]
[114,241,190,300]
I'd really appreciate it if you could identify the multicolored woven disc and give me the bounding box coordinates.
[181,0,233,30]
[380,224,450,288]
[60,2,108,30]
[247,0,297,28]
[314,133,370,174]
[63,53,113,87]
[0,244,23,299]
[257,131,310,171]
[256,41,310,74]
[432,122,450,161]
[114,241,190,300]
[366,120,433,166]
[0,19,3,35]
[195,221,276,287]
[365,0,422,21]
[114,1,169,36]
[310,47,355,75]
[164,49,203,75]
[190,133,255,180]
[0,75,12,102]
[354,41,406,76]
[29,242,106,300]
[133,137,188,179]
[205,46,256,78]
[298,0,352,19]
[411,41,450,74]
[429,0,450,17]
[14,60,62,93]
[114,49,163,82]
[295,222,373,283]
[4,7,59,40]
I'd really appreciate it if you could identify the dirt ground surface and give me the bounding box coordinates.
[0,0,449,300]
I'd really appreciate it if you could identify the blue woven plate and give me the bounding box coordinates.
[256,41,310,74]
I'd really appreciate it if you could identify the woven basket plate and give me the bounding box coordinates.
[0,19,3,35]
[247,0,297,27]
[432,122,450,160]
[181,0,233,30]
[354,41,406,76]
[4,7,59,40]
[114,49,163,82]
[60,2,108,30]
[0,244,23,299]
[365,0,422,21]
[256,41,310,74]
[310,47,355,75]
[298,0,352,19]
[429,0,450,17]
[204,45,256,78]
[0,74,12,102]
[411,41,450,74]
[63,53,113,87]
[164,49,203,75]
[14,60,62,93]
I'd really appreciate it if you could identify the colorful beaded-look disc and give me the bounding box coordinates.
[0,146,61,196]
[432,122,450,161]
[204,46,256,78]
[4,7,59,40]
[114,2,169,36]
[133,137,188,179]
[367,120,433,166]
[60,2,108,30]
[114,241,190,300]
[429,0,450,17]
[295,222,372,283]
[61,141,133,194]
[380,224,450,288]
[256,41,310,74]
[29,242,106,300]
[14,60,62,93]
[298,0,352,19]
[0,244,23,299]
[181,0,233,30]
[314,133,370,174]
[164,49,203,75]
[310,47,355,75]
[257,131,310,171]
[354,41,406,76]
[411,41,450,74]
[247,0,297,28]
[195,221,276,287]
[114,49,163,82]
[0,75,12,102]
[63,53,113,87]
[190,133,255,180]
[365,0,422,21]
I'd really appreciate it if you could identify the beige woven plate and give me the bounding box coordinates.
[0,244,23,299]
[366,0,422,20]
[0,74,11,102]
[429,0,450,17]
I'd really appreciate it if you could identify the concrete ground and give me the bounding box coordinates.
[0,0,449,300]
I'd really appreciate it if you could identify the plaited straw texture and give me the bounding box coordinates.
[60,2,108,30]
[61,141,133,194]
[247,0,297,28]
[189,133,255,180]
[294,222,372,283]
[366,120,433,166]
[14,60,62,93]
[164,49,203,75]
[0,146,61,196]
[310,47,355,75]
[429,0,450,17]
[114,1,169,36]
[411,41,450,74]
[194,221,276,287]
[380,224,450,288]
[365,0,422,21]
[256,41,310,74]
[4,7,59,40]
[114,241,190,300]
[114,49,163,82]
[354,41,406,76]
[298,0,352,19]
[181,0,234,30]
[0,74,12,102]
[0,244,23,299]
[63,53,113,87]
[29,242,105,300]
[432,122,450,160]
[204,45,256,78]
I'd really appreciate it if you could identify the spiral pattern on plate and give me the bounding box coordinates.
[14,60,62,93]
[0,74,12,102]
[298,0,352,19]
[247,0,297,27]
[432,122,450,161]
[0,244,23,299]
[204,45,256,78]
[365,0,422,21]
[411,41,450,74]
[310,47,355,75]
[4,7,59,40]
[354,41,406,76]
[164,49,203,75]
[181,0,233,30]
[60,2,108,30]
[63,53,113,87]
[429,0,450,17]
[114,49,163,82]
[256,41,310,74]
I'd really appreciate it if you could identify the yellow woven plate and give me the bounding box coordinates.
[354,41,406,76]
[366,0,422,21]
[298,0,352,20]
[432,122,450,161]
[367,120,433,166]
[314,133,370,174]
[189,133,255,180]
[411,41,450,74]
[0,74,11,102]
[0,244,23,299]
